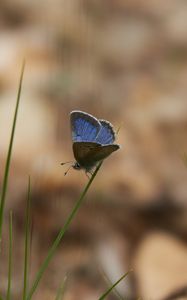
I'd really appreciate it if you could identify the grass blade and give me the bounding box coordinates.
[22,176,31,300]
[101,269,124,300]
[55,275,68,300]
[98,270,131,300]
[26,162,103,300]
[6,211,13,300]
[0,61,25,240]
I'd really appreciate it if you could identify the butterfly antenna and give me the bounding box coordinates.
[61,161,73,166]
[61,161,74,176]
[64,165,73,176]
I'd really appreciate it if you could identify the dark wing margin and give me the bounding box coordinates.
[70,111,101,142]
[95,120,116,145]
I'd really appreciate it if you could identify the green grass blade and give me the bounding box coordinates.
[98,271,131,300]
[22,176,31,300]
[26,162,103,300]
[55,275,68,300]
[6,211,13,300]
[101,269,124,300]
[0,61,25,240]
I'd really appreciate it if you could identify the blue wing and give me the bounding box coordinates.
[70,111,101,142]
[95,120,116,145]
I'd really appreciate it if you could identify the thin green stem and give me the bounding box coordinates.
[6,211,13,300]
[22,177,31,300]
[98,271,131,300]
[26,162,102,300]
[55,275,68,300]
[0,61,25,240]
[101,269,124,300]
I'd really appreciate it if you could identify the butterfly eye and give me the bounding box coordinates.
[73,162,81,170]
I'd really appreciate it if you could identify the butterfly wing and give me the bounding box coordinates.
[73,142,120,169]
[70,111,101,142]
[88,144,120,162]
[95,120,116,145]
[73,142,102,167]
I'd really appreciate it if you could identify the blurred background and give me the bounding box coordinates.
[0,0,187,299]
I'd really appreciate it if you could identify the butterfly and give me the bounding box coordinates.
[62,110,120,175]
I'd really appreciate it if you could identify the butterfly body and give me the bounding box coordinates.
[66,110,120,174]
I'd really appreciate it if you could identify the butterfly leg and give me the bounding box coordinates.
[85,171,91,179]
[85,168,95,179]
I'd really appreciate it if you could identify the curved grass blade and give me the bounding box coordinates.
[26,161,103,300]
[98,270,132,300]
[22,176,31,300]
[0,61,25,240]
[6,211,13,300]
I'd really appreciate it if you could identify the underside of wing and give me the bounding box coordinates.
[73,142,120,168]
[73,141,102,166]
[88,144,120,162]
[70,111,101,142]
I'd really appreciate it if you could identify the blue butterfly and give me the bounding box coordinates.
[62,110,120,175]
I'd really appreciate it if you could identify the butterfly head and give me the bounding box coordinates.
[72,162,81,170]
[61,161,82,175]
